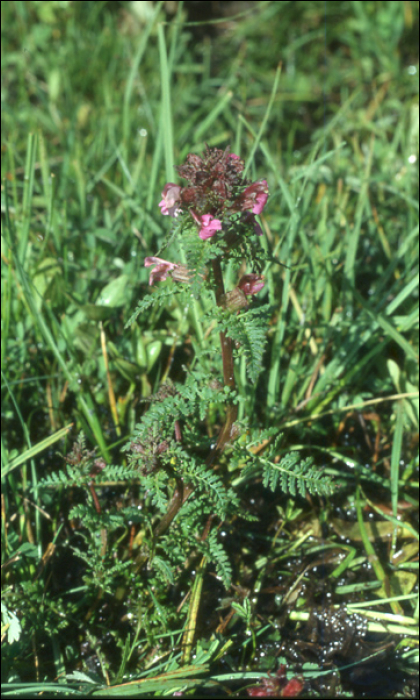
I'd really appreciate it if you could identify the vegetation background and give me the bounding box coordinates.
[1,1,419,697]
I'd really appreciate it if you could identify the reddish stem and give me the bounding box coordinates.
[88,482,102,514]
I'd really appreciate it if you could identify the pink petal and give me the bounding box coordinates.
[252,181,268,214]
[235,180,269,215]
[159,183,182,217]
[190,211,222,240]
[198,214,222,240]
[144,256,177,285]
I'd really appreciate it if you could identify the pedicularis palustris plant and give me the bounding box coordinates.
[40,146,334,648]
[123,146,334,576]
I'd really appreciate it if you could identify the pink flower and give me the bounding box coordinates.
[248,180,268,214]
[144,256,178,285]
[229,153,240,160]
[234,180,269,215]
[199,214,223,239]
[238,274,265,295]
[191,211,222,240]
[144,257,193,285]
[158,183,182,217]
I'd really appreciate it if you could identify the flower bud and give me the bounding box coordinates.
[222,287,248,311]
[238,274,265,295]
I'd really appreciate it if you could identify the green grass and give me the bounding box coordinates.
[1,1,419,697]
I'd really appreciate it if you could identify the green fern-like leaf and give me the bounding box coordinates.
[150,555,174,585]
[181,224,225,298]
[125,284,182,328]
[37,469,74,489]
[68,504,126,529]
[143,471,170,513]
[38,464,139,490]
[212,304,271,382]
[126,379,240,451]
[169,449,236,520]
[235,441,336,498]
[260,452,336,497]
[93,465,139,483]
[197,530,232,588]
[159,531,192,570]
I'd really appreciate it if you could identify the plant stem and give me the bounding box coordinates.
[153,477,184,538]
[207,257,238,466]
[153,257,237,539]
